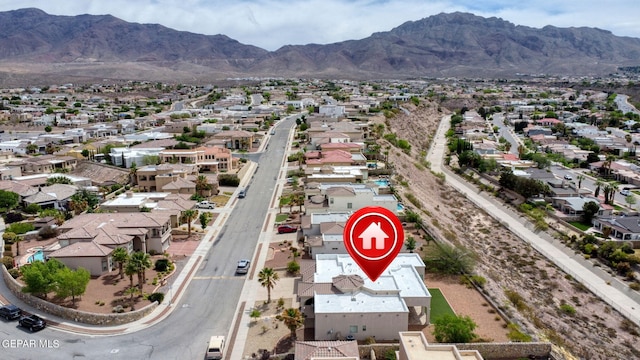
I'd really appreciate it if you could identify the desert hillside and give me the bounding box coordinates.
[382,100,638,360]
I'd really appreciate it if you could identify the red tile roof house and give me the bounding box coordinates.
[43,212,172,276]
[305,150,359,168]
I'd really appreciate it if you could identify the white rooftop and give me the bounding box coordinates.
[314,291,408,314]
[314,253,429,299]
[310,212,352,225]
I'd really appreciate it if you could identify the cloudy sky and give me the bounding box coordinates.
[1,1,638,51]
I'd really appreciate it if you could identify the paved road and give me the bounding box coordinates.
[0,117,296,359]
[428,115,640,327]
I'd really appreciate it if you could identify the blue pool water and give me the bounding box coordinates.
[28,250,45,263]
[374,179,390,187]
[397,203,405,212]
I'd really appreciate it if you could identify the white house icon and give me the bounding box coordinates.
[358,222,389,250]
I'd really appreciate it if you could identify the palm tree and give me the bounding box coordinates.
[129,162,138,186]
[130,252,152,289]
[610,182,620,204]
[576,174,585,189]
[195,175,212,197]
[112,247,129,279]
[594,179,605,198]
[258,267,279,303]
[182,209,197,236]
[278,308,304,339]
[124,260,137,291]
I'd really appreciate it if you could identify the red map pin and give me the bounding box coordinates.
[343,206,405,281]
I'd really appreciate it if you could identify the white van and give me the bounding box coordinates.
[206,336,225,360]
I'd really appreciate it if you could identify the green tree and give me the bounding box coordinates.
[424,243,475,275]
[21,259,65,298]
[44,125,52,133]
[0,189,19,210]
[278,307,304,339]
[405,236,417,253]
[258,267,279,303]
[249,308,262,324]
[195,175,212,197]
[582,201,600,224]
[81,149,90,159]
[433,314,478,343]
[112,247,129,279]
[199,212,209,230]
[54,267,90,305]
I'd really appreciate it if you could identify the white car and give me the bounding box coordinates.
[563,174,573,180]
[621,189,631,196]
[196,201,216,209]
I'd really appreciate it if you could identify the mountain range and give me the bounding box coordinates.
[1,8,640,84]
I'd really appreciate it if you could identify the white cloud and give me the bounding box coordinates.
[0,0,638,50]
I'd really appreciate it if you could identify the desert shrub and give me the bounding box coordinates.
[629,282,640,291]
[4,212,24,224]
[506,323,532,342]
[217,174,240,186]
[8,268,20,279]
[112,305,125,313]
[559,303,576,316]
[155,259,170,272]
[363,336,376,345]
[1,256,15,269]
[286,261,300,275]
[7,222,35,235]
[148,292,165,304]
[38,225,58,239]
[2,231,17,244]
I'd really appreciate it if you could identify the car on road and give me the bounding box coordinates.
[621,188,631,196]
[238,189,246,198]
[236,259,251,274]
[564,174,573,180]
[277,224,298,234]
[0,304,22,321]
[18,314,46,332]
[196,201,216,209]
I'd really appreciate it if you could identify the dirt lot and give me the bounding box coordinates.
[382,101,640,359]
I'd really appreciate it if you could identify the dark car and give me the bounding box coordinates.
[277,225,298,234]
[238,189,246,198]
[0,304,22,321]
[236,259,251,274]
[18,314,46,332]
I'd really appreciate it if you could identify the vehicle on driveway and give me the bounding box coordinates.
[0,304,22,320]
[621,188,631,196]
[18,314,46,332]
[196,201,216,209]
[277,224,298,234]
[236,259,251,274]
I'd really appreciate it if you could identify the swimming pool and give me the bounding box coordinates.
[397,203,405,212]
[28,249,45,263]
[374,179,390,187]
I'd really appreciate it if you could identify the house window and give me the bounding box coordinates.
[102,259,108,272]
[349,325,358,334]
[347,203,352,209]
[330,198,334,204]
[362,325,366,331]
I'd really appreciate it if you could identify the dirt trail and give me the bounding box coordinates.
[382,101,639,360]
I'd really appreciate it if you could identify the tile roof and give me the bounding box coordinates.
[49,240,113,258]
[294,340,359,360]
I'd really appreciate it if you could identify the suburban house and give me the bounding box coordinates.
[22,183,78,210]
[397,332,484,360]
[304,166,369,184]
[158,145,236,172]
[294,340,359,360]
[43,212,174,275]
[592,215,640,246]
[305,222,346,257]
[296,253,430,341]
[136,163,198,193]
[100,192,196,227]
[304,183,398,215]
[550,196,612,221]
[15,155,78,175]
[211,130,255,150]
[300,212,352,239]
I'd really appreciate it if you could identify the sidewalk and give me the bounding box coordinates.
[428,115,640,327]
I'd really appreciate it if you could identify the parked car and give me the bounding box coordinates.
[238,189,246,198]
[0,304,22,321]
[18,314,46,332]
[621,188,631,196]
[277,224,298,234]
[196,201,216,209]
[236,259,251,274]
[563,174,573,180]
